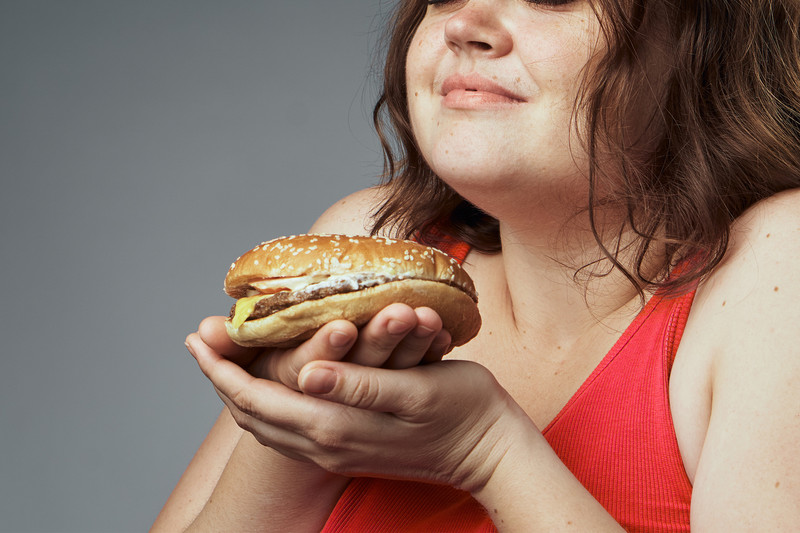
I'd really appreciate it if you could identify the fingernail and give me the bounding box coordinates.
[302,367,337,394]
[185,339,197,357]
[413,325,436,338]
[387,319,412,335]
[329,330,353,348]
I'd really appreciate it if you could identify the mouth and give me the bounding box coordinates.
[440,73,526,108]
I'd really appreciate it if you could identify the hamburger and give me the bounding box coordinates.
[224,233,481,348]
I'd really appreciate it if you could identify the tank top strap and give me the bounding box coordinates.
[414,225,472,265]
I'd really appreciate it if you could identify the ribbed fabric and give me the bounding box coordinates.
[321,235,694,532]
[415,224,472,266]
[542,288,694,532]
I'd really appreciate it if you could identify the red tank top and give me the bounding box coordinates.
[321,234,694,532]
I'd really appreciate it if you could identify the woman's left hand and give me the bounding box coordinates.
[192,341,527,493]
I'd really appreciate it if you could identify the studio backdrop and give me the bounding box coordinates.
[0,1,386,531]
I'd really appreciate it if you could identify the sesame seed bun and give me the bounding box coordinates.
[223,234,481,348]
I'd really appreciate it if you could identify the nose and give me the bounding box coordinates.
[444,1,513,58]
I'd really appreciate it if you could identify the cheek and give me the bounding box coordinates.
[405,20,436,92]
[406,25,443,152]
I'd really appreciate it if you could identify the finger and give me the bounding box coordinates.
[298,360,434,415]
[247,320,357,390]
[345,303,418,367]
[197,315,258,367]
[189,331,359,426]
[421,329,453,364]
[383,307,444,369]
[197,343,381,471]
[186,332,262,409]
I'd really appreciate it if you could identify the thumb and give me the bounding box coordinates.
[298,361,420,413]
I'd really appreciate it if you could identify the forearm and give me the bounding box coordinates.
[187,432,350,532]
[472,428,623,532]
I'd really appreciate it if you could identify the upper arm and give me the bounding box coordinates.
[152,409,243,531]
[689,189,800,530]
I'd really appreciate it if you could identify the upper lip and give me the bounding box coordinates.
[440,73,526,102]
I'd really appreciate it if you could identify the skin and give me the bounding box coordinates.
[153,1,800,530]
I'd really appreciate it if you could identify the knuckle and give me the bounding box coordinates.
[231,387,259,420]
[401,372,439,412]
[227,404,255,432]
[285,359,305,390]
[257,351,301,390]
[314,453,356,477]
[264,352,284,383]
[359,338,396,361]
[276,361,300,390]
[306,419,346,451]
[346,374,381,410]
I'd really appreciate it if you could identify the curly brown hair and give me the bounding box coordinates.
[370,0,800,295]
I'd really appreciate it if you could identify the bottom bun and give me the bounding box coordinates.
[225,279,481,348]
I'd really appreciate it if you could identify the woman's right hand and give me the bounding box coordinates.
[188,303,453,393]
[184,304,452,469]
[166,307,447,532]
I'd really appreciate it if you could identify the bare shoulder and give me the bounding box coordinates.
[676,188,800,528]
[687,188,800,363]
[695,187,800,317]
[308,186,388,236]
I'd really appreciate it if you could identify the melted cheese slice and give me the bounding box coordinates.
[231,294,271,329]
[232,276,331,329]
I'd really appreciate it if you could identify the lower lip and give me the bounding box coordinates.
[442,89,523,109]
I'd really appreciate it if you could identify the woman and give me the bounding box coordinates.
[154,0,800,531]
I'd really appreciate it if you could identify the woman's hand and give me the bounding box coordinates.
[189,329,526,493]
[185,303,464,468]
[188,303,453,391]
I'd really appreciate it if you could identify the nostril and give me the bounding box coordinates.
[470,41,492,51]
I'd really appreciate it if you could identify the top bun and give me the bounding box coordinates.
[225,233,477,300]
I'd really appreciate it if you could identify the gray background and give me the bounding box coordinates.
[0,1,389,531]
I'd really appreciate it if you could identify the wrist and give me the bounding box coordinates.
[453,397,535,495]
[468,418,542,503]
[191,433,350,531]
[470,429,624,532]
[237,432,349,489]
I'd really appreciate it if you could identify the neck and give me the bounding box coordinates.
[487,211,659,343]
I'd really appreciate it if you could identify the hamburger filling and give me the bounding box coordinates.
[230,273,400,328]
[230,271,476,328]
